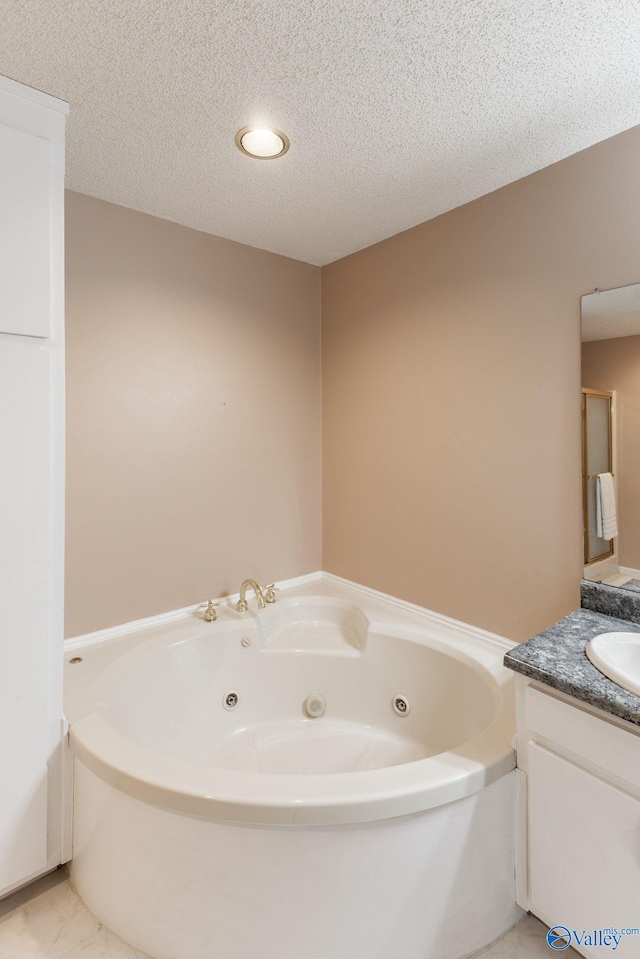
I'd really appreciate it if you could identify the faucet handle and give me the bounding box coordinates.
[199,600,219,622]
[263,584,279,604]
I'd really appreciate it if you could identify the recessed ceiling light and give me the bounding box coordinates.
[235,126,290,160]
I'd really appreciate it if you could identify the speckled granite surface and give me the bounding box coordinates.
[504,608,640,727]
[581,579,640,622]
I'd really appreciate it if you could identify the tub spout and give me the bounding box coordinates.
[236,579,266,613]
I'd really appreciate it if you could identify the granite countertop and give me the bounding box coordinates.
[504,608,640,727]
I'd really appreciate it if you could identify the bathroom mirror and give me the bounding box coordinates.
[581,282,640,590]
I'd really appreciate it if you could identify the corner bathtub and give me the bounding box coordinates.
[64,575,522,959]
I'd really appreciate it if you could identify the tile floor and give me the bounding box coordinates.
[0,870,574,958]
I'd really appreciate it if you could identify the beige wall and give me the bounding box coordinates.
[67,126,640,643]
[322,126,640,641]
[65,192,321,637]
[582,335,640,570]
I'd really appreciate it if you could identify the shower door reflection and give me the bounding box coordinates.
[581,388,613,565]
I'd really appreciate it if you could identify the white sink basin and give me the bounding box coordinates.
[586,632,640,698]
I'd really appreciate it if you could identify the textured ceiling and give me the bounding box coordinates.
[2,1,640,265]
[582,284,640,342]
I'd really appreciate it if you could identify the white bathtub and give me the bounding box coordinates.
[65,574,522,959]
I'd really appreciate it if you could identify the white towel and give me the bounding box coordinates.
[596,472,618,540]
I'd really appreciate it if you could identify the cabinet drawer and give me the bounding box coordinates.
[525,685,640,792]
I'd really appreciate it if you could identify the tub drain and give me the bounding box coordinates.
[303,694,326,719]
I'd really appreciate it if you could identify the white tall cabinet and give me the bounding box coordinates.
[0,76,68,896]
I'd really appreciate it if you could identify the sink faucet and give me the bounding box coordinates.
[236,579,266,613]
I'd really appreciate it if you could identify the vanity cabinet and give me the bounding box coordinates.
[0,76,67,896]
[515,679,640,959]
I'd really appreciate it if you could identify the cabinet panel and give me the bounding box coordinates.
[529,743,640,958]
[0,75,66,897]
[0,123,50,337]
[526,685,640,793]
[0,343,51,890]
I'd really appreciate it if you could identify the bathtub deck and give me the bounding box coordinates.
[0,869,575,958]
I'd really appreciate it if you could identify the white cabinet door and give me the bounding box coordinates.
[0,123,51,337]
[0,342,52,890]
[0,75,66,896]
[528,743,640,958]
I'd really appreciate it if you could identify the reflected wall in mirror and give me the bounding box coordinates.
[581,283,640,591]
